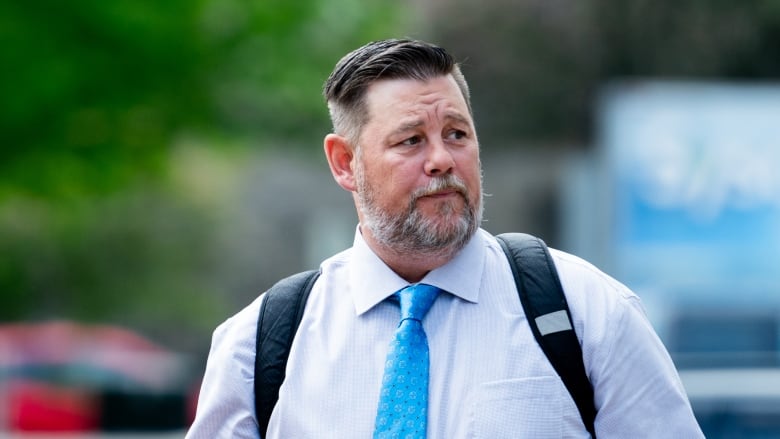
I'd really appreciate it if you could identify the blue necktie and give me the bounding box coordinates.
[374,284,441,439]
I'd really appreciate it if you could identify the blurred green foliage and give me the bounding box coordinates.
[0,0,401,199]
[0,1,204,198]
[0,0,403,348]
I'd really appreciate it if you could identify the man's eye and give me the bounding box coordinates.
[448,130,467,140]
[401,136,422,146]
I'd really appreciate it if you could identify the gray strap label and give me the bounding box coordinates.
[535,310,573,336]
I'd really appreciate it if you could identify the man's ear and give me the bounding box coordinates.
[324,133,357,192]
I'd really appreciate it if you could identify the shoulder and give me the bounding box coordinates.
[214,249,353,348]
[210,294,265,360]
[547,248,642,323]
[547,247,653,350]
[485,232,638,306]
[548,248,637,303]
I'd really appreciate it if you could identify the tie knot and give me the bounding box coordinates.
[395,283,441,322]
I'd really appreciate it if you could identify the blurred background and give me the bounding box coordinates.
[1,0,779,437]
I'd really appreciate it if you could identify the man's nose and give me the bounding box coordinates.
[424,139,455,176]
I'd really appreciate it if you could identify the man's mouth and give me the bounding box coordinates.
[424,189,458,198]
[419,186,465,199]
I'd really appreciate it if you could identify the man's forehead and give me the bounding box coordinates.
[365,74,456,96]
[364,75,471,119]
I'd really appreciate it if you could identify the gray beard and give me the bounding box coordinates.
[356,170,483,259]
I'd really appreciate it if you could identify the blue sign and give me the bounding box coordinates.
[599,81,780,299]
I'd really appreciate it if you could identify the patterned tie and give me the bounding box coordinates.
[374,283,441,439]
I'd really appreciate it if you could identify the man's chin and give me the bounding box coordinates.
[420,217,476,248]
[420,209,472,232]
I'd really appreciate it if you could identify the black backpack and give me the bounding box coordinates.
[253,233,597,437]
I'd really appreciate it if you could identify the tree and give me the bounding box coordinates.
[0,0,403,199]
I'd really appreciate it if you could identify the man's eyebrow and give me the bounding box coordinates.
[395,112,470,131]
[444,112,471,126]
[390,120,424,136]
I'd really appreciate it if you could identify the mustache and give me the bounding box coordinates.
[411,174,469,200]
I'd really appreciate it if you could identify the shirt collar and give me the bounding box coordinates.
[350,226,486,316]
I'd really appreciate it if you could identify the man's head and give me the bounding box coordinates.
[323,39,483,278]
[324,39,472,146]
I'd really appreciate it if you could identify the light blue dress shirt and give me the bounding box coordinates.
[187,228,704,438]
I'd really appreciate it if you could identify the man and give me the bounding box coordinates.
[187,39,703,438]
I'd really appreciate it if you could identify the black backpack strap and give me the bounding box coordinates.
[496,233,597,437]
[254,269,320,437]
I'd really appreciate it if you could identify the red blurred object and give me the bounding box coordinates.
[7,380,100,431]
[0,320,194,431]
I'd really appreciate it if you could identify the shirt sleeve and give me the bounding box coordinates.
[589,288,704,437]
[552,249,704,437]
[185,296,264,439]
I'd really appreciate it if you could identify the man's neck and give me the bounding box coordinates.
[360,229,462,283]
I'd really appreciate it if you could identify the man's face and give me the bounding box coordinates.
[354,74,483,255]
